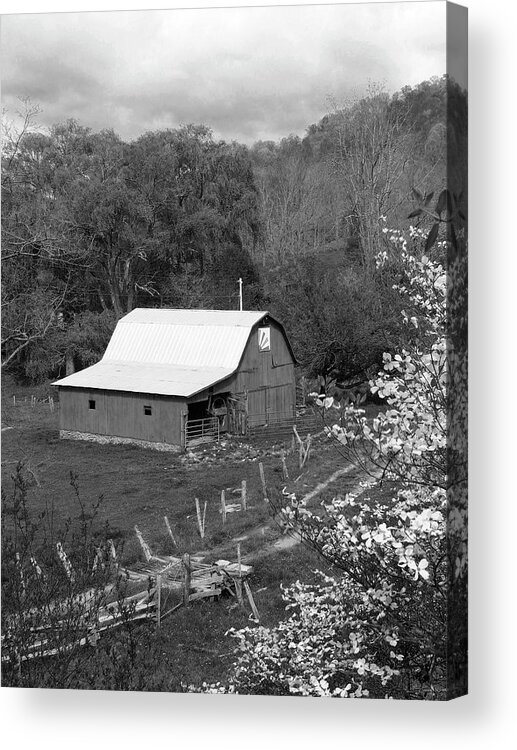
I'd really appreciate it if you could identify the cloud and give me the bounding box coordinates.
[1,3,447,144]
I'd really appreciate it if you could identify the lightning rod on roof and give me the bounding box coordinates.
[238,277,243,311]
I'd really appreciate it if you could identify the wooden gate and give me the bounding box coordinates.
[184,416,220,449]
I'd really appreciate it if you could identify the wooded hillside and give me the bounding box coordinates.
[1,75,467,387]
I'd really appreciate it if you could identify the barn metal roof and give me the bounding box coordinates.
[52,362,235,398]
[52,308,271,398]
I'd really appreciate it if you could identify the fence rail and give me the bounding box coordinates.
[247,410,295,428]
[184,407,323,450]
[246,410,321,444]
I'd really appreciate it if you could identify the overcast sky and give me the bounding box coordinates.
[1,2,449,145]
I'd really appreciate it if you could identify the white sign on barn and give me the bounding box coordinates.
[258,327,271,351]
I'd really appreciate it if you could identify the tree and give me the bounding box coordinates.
[267,244,405,386]
[2,114,265,380]
[1,464,176,690]
[1,464,115,687]
[113,127,262,311]
[251,136,341,265]
[18,309,118,382]
[200,229,467,699]
[1,102,71,370]
[329,85,418,267]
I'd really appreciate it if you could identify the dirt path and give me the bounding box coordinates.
[195,466,377,565]
[300,464,354,503]
[252,469,380,560]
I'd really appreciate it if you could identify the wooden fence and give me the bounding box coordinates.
[184,406,322,450]
[3,533,257,664]
[295,377,307,407]
[124,552,253,611]
[246,410,321,444]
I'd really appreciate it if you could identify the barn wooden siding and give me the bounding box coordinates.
[188,319,296,425]
[59,387,187,446]
[57,315,297,447]
[232,319,296,423]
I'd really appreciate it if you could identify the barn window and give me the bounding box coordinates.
[144,405,152,416]
[88,399,96,410]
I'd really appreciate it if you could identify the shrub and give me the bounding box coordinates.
[197,229,467,699]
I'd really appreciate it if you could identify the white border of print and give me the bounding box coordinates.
[1,2,515,750]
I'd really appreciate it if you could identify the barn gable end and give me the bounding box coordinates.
[226,318,296,424]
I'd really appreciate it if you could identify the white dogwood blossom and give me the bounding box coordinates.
[196,234,467,699]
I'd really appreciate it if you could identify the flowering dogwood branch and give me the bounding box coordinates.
[193,229,467,700]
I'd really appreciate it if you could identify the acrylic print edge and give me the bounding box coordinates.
[445,0,468,700]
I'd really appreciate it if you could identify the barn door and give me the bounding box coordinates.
[247,388,267,427]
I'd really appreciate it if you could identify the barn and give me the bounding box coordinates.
[52,308,297,451]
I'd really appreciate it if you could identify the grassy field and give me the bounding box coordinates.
[2,383,370,689]
[1,385,366,560]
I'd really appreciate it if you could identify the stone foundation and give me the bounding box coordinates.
[59,430,182,453]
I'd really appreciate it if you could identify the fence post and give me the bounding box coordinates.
[195,497,206,539]
[259,462,268,503]
[302,434,312,468]
[164,515,177,548]
[243,579,260,621]
[281,451,289,480]
[220,490,227,524]
[235,543,244,607]
[108,539,118,570]
[182,554,191,606]
[241,480,247,511]
[181,411,188,451]
[134,525,152,562]
[156,574,162,629]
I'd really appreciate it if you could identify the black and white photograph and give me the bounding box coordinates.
[1,0,468,708]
